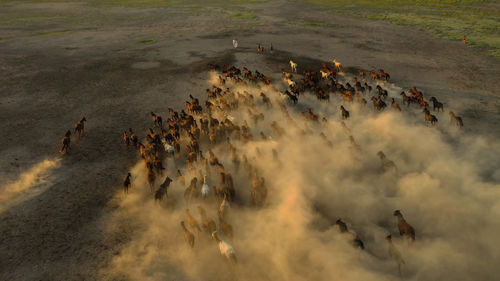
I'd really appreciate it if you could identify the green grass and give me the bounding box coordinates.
[302,0,500,57]
[0,16,64,25]
[138,39,157,44]
[30,31,64,36]
[88,0,180,8]
[87,0,265,8]
[302,21,338,28]
[0,0,266,7]
[229,12,257,19]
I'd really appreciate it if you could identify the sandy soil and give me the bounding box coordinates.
[0,1,499,280]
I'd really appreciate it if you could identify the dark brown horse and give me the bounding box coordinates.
[74,117,86,137]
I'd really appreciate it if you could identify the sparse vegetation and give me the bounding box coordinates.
[138,39,157,44]
[302,21,338,28]
[31,31,64,36]
[88,0,265,8]
[303,0,500,56]
[0,16,64,25]
[229,12,257,19]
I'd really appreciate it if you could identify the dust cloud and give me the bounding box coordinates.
[100,67,500,281]
[0,158,60,214]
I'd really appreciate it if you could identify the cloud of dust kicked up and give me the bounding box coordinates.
[100,66,500,281]
[0,158,60,214]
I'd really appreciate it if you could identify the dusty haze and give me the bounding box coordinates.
[0,1,499,280]
[98,70,500,281]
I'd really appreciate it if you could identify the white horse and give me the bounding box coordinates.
[289,60,297,73]
[162,139,175,156]
[212,231,237,265]
[201,175,209,198]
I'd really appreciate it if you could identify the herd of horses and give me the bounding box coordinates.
[286,59,463,127]
[58,57,465,275]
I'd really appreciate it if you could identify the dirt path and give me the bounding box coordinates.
[0,1,498,280]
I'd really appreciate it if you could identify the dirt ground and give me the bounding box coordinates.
[0,1,499,280]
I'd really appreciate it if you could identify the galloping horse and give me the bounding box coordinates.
[289,60,297,73]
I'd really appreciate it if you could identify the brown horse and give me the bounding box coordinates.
[335,219,365,249]
[123,172,131,194]
[217,210,233,239]
[155,177,172,202]
[393,210,415,243]
[358,69,365,78]
[250,172,267,206]
[180,221,195,248]
[185,208,202,235]
[399,92,411,107]
[147,164,156,192]
[340,105,350,119]
[449,111,463,127]
[371,96,387,110]
[369,71,379,80]
[424,109,438,125]
[60,130,71,154]
[429,97,444,112]
[391,98,401,111]
[379,69,390,81]
[377,151,397,172]
[198,205,217,235]
[308,108,318,121]
[74,117,86,137]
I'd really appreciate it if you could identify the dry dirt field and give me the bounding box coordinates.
[0,1,499,281]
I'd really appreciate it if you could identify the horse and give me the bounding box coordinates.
[340,105,350,119]
[60,130,71,154]
[358,69,365,78]
[289,60,297,73]
[156,176,173,200]
[449,111,463,127]
[376,85,388,99]
[393,210,415,243]
[429,97,444,112]
[335,219,365,250]
[74,117,86,137]
[332,59,341,71]
[424,110,438,125]
[123,173,131,194]
[386,234,405,275]
[371,96,387,111]
[320,70,329,79]
[379,69,390,81]
[391,98,401,111]
[400,92,411,107]
[147,165,156,192]
[369,71,379,80]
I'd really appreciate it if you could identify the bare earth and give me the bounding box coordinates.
[0,1,499,280]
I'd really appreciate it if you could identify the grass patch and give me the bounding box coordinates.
[89,0,181,8]
[0,16,64,25]
[302,21,337,28]
[87,0,265,8]
[31,31,64,36]
[302,0,500,57]
[229,12,257,19]
[138,39,157,44]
